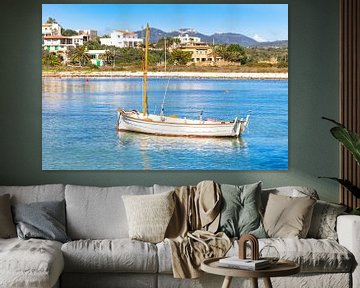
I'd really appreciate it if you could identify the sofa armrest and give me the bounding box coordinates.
[337,215,360,288]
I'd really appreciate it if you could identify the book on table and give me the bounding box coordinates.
[218,257,271,270]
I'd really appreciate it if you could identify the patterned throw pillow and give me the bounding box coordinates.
[307,200,347,240]
[122,191,175,243]
[263,193,316,238]
[218,182,266,239]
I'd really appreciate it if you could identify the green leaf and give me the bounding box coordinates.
[330,127,360,165]
[322,117,360,165]
[319,177,360,198]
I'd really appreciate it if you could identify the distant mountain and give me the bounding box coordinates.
[250,40,288,48]
[211,32,258,46]
[135,27,288,48]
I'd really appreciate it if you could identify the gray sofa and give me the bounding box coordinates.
[0,184,359,288]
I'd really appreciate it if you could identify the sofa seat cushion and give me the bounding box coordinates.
[62,239,158,273]
[157,238,353,274]
[231,238,354,273]
[0,238,64,288]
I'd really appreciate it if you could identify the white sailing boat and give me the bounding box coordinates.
[116,24,250,137]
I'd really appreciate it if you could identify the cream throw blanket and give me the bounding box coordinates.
[165,181,231,278]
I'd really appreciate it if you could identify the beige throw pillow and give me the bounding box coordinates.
[122,191,175,243]
[263,193,316,238]
[0,194,17,238]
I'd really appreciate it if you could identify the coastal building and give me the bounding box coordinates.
[76,29,98,40]
[85,50,107,66]
[100,30,143,48]
[42,35,89,54]
[175,34,201,44]
[42,22,62,37]
[179,42,216,63]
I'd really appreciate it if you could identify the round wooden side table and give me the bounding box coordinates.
[201,257,300,288]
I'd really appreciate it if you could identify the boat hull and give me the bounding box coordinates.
[117,110,249,137]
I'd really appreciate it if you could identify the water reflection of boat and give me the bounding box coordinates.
[117,131,246,152]
[116,23,250,138]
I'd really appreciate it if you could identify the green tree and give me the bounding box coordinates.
[214,44,227,60]
[155,37,180,49]
[99,49,116,66]
[115,47,143,65]
[168,49,192,65]
[61,29,78,36]
[46,17,57,24]
[215,44,249,64]
[225,44,248,64]
[42,50,62,66]
[84,37,104,50]
[67,46,90,66]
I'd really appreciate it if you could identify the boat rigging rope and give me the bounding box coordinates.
[161,76,171,117]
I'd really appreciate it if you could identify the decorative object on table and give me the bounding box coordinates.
[259,245,280,265]
[216,233,272,271]
[238,233,260,260]
[201,257,300,288]
[320,117,360,211]
[218,257,271,270]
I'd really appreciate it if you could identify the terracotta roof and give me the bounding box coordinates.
[115,30,136,35]
[44,35,69,39]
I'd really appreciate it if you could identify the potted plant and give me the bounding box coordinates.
[320,117,360,215]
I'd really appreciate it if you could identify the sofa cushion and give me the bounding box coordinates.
[218,182,266,238]
[0,194,16,238]
[0,238,64,288]
[263,194,316,238]
[65,185,153,239]
[122,191,175,243]
[158,237,353,274]
[12,200,70,243]
[307,200,347,240]
[61,239,158,273]
[0,184,65,204]
[261,186,319,212]
[235,238,353,273]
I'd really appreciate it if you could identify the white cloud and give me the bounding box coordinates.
[253,34,267,42]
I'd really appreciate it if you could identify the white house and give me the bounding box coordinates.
[100,30,143,48]
[42,35,89,54]
[85,50,107,66]
[42,22,62,37]
[76,29,97,40]
[175,34,201,44]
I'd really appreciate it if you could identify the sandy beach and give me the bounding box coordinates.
[42,71,288,80]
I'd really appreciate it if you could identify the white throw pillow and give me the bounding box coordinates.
[122,191,175,243]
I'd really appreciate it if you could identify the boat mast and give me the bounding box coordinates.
[143,23,149,116]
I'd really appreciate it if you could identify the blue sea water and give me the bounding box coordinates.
[42,77,288,170]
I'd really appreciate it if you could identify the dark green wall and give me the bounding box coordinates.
[0,0,340,202]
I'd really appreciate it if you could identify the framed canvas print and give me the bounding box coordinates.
[42,4,288,170]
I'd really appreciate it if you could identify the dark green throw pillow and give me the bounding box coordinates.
[218,182,266,238]
[12,200,70,243]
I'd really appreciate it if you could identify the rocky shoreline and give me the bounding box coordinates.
[42,71,288,80]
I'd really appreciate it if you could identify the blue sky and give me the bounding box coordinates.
[42,4,288,42]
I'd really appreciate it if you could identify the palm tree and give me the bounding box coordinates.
[99,49,116,66]
[67,46,90,66]
[42,50,62,66]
